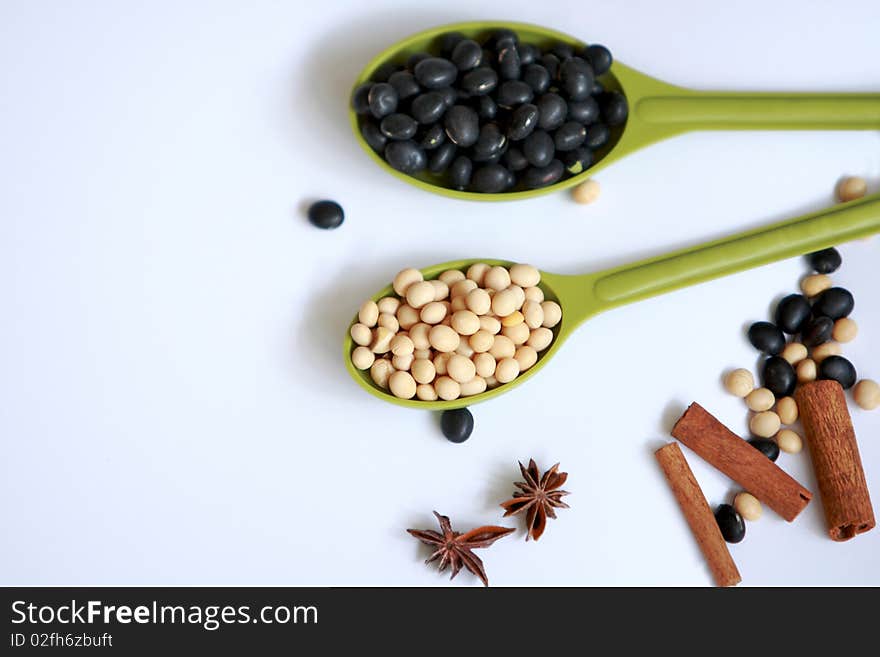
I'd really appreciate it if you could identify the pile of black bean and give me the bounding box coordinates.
[350,29,626,193]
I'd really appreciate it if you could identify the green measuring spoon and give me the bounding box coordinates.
[351,20,880,202]
[344,193,880,409]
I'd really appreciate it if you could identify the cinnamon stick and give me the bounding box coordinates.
[671,403,812,521]
[655,443,741,587]
[796,380,875,541]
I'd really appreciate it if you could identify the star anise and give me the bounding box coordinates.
[500,459,571,541]
[407,511,514,587]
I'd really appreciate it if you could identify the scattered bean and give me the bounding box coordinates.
[776,429,803,454]
[811,341,841,363]
[572,179,601,204]
[775,396,798,425]
[745,388,775,412]
[307,200,345,229]
[853,379,880,410]
[796,358,817,383]
[802,316,834,346]
[440,407,473,442]
[774,294,811,334]
[734,492,763,522]
[832,317,858,343]
[762,356,797,397]
[748,437,780,462]
[836,176,867,203]
[812,287,854,320]
[715,504,746,543]
[806,248,842,274]
[748,321,785,355]
[750,411,781,438]
[818,355,857,389]
[781,342,808,365]
[801,273,832,298]
[724,368,755,398]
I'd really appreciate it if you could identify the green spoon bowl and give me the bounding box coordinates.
[351,21,880,202]
[344,193,880,409]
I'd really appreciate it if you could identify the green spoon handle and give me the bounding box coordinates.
[590,193,880,312]
[637,92,880,130]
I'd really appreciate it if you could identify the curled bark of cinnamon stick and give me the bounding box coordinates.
[796,380,875,541]
[655,443,741,587]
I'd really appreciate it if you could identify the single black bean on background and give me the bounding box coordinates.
[567,97,600,124]
[560,57,594,101]
[350,82,372,114]
[748,438,780,462]
[522,159,564,189]
[812,287,854,320]
[307,200,344,230]
[522,63,551,94]
[508,103,539,140]
[461,67,499,96]
[360,120,387,152]
[410,92,446,124]
[715,504,746,543]
[367,82,398,118]
[496,80,533,108]
[554,121,587,151]
[762,356,797,397]
[585,123,610,149]
[451,39,482,71]
[523,130,555,167]
[414,57,457,89]
[380,113,418,140]
[807,247,842,274]
[584,44,613,75]
[471,123,507,161]
[449,155,473,190]
[503,147,529,172]
[536,93,567,130]
[600,91,629,125]
[801,315,835,346]
[774,294,812,334]
[471,164,511,193]
[428,141,457,174]
[388,70,420,100]
[419,123,445,150]
[818,355,857,389]
[384,140,426,173]
[561,146,592,173]
[747,321,786,355]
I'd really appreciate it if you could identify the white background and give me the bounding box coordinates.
[2,0,879,586]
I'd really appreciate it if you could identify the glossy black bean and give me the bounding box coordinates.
[715,504,746,544]
[818,355,857,389]
[523,130,555,168]
[490,28,518,51]
[451,39,482,71]
[307,200,344,230]
[414,57,457,89]
[522,64,550,94]
[449,155,473,190]
[388,71,420,100]
[440,408,474,443]
[554,121,587,151]
[496,80,533,108]
[498,47,521,80]
[350,82,373,114]
[360,120,387,152]
[367,82,398,118]
[471,164,511,193]
[567,97,600,124]
[508,103,539,140]
[436,86,457,108]
[461,67,498,96]
[503,147,529,172]
[410,92,446,124]
[748,321,786,355]
[802,316,835,346]
[370,61,398,83]
[601,91,629,125]
[584,44,613,76]
[472,123,506,162]
[807,247,842,274]
[522,159,564,189]
[540,53,560,80]
[444,105,480,147]
[406,52,431,72]
[561,146,592,174]
[812,287,854,320]
[477,95,497,120]
[536,93,567,130]
[775,294,812,334]
[384,140,426,174]
[428,141,457,174]
[748,438,780,462]
[584,123,610,149]
[379,113,418,141]
[419,123,445,150]
[439,32,466,58]
[762,356,797,397]
[591,81,604,95]
[560,57,594,101]
[551,43,574,60]
[517,43,539,65]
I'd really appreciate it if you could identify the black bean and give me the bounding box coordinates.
[591,81,604,95]
[490,28,518,51]
[414,57,457,89]
[762,356,797,397]
[802,315,835,346]
[360,120,387,152]
[471,164,511,193]
[496,80,533,108]
[584,44,613,76]
[775,294,812,334]
[472,123,506,162]
[350,82,373,114]
[307,200,344,230]
[428,141,457,174]
[477,95,497,120]
[437,86,457,108]
[818,355,857,389]
[517,43,539,65]
[540,53,560,79]
[508,103,539,140]
[498,46,521,80]
[367,82,398,118]
[715,504,746,543]
[560,57,594,101]
[503,147,529,172]
[384,140,426,173]
[419,123,445,150]
[478,49,493,68]
[812,287,854,320]
[536,93,567,130]
[370,61,398,83]
[522,64,550,94]
[449,155,473,190]
[388,71,420,100]
[451,39,482,71]
[380,113,418,140]
[554,121,587,151]
[748,438,780,462]
[600,91,629,125]
[561,146,592,174]
[585,123,610,149]
[748,321,786,355]
[406,52,431,72]
[522,159,564,189]
[440,408,474,443]
[523,130,555,168]
[410,92,446,124]
[551,43,574,60]
[807,247,842,274]
[444,105,480,147]
[567,97,600,124]
[439,32,466,58]
[461,67,498,96]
